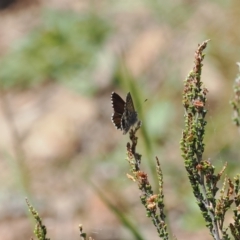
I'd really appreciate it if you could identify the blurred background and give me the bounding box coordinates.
[0,0,240,239]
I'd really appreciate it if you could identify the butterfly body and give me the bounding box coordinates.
[111,92,138,134]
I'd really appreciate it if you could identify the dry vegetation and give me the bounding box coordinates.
[0,1,240,240]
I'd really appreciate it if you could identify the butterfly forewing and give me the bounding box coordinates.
[125,92,136,112]
[111,92,126,130]
[111,92,125,114]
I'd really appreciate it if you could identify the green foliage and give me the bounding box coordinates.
[0,10,111,91]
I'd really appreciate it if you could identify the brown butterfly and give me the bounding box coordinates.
[111,92,138,134]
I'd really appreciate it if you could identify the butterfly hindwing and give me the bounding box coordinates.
[111,112,122,129]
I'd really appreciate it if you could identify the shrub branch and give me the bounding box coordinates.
[180,40,240,240]
[126,121,169,239]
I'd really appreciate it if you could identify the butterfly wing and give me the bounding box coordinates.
[111,92,125,129]
[121,92,138,134]
[125,92,135,112]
